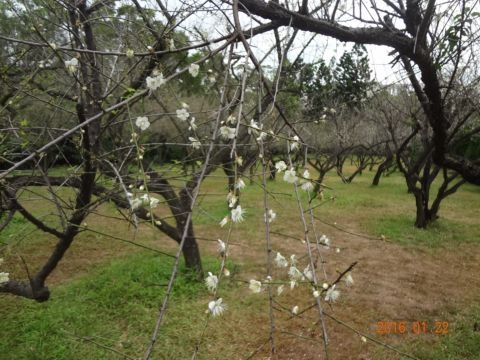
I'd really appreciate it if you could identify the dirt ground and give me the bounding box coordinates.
[248,224,480,360]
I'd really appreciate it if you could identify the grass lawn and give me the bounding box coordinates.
[1,165,480,359]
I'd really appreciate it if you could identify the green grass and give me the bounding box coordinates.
[382,303,480,360]
[0,253,230,359]
[2,164,480,359]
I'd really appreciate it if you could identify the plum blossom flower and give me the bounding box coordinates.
[176,108,190,121]
[290,254,297,266]
[223,268,230,277]
[235,178,246,190]
[219,216,228,227]
[226,114,236,124]
[126,49,134,58]
[292,305,299,315]
[288,266,303,281]
[274,252,288,268]
[146,73,166,91]
[131,197,143,210]
[205,272,218,292]
[289,135,300,152]
[217,239,226,254]
[231,205,245,223]
[227,192,237,208]
[141,194,160,208]
[283,168,298,184]
[320,234,330,247]
[0,272,9,284]
[345,273,354,286]
[135,116,150,131]
[188,117,197,131]
[219,126,236,140]
[325,284,340,302]
[313,289,320,298]
[275,161,287,172]
[301,180,314,192]
[65,58,78,74]
[303,265,314,282]
[277,285,284,296]
[189,137,201,150]
[189,63,200,77]
[300,169,314,190]
[264,209,276,223]
[248,119,260,134]
[208,298,226,317]
[249,279,262,293]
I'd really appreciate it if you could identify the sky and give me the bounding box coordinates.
[160,0,407,85]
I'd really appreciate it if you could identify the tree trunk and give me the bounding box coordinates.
[372,154,393,186]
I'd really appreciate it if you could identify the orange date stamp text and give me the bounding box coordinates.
[376,320,449,335]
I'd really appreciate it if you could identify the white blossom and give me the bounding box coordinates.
[248,119,260,134]
[325,284,340,302]
[223,268,230,277]
[274,252,288,268]
[235,178,246,190]
[65,58,78,74]
[277,285,284,296]
[0,272,9,284]
[292,305,299,315]
[249,279,262,293]
[283,168,298,184]
[345,273,354,286]
[188,137,201,150]
[361,336,367,343]
[126,49,134,58]
[235,156,243,166]
[176,108,190,121]
[231,205,245,223]
[219,126,236,140]
[288,266,303,281]
[320,234,330,247]
[289,135,300,152]
[146,73,166,91]
[227,192,237,208]
[301,181,314,192]
[226,114,236,124]
[217,239,226,254]
[264,209,276,223]
[130,197,143,211]
[290,280,297,289]
[219,216,229,227]
[256,131,267,142]
[275,161,287,173]
[303,265,314,282]
[313,290,320,298]
[322,283,329,290]
[140,194,160,208]
[188,117,197,131]
[208,298,226,317]
[290,254,297,266]
[135,116,150,131]
[189,63,200,77]
[205,272,218,292]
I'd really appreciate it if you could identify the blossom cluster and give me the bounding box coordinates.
[246,238,355,315]
[204,239,230,317]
